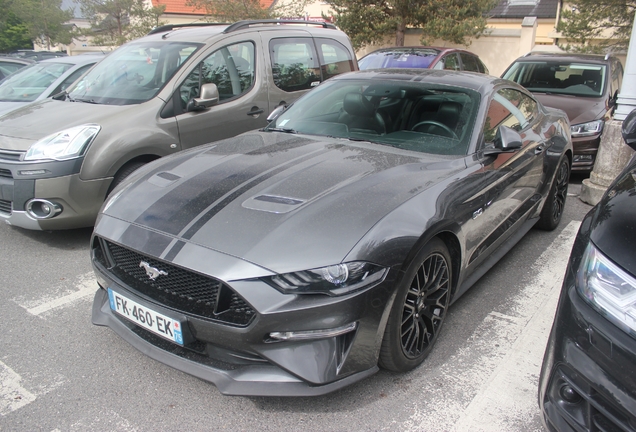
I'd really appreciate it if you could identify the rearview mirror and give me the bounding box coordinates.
[622,109,636,150]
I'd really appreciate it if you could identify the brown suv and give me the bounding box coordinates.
[502,52,624,172]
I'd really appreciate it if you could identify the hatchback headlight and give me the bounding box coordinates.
[263,262,388,296]
[577,242,636,337]
[570,119,603,137]
[25,124,100,161]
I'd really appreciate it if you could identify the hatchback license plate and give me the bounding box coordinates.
[108,288,183,345]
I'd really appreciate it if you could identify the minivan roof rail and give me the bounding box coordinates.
[148,23,229,35]
[223,19,337,33]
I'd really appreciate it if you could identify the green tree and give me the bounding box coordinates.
[325,0,498,49]
[186,0,273,22]
[79,0,166,46]
[0,12,32,52]
[557,0,635,53]
[12,0,74,50]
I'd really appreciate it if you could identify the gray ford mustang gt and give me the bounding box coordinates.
[91,69,573,396]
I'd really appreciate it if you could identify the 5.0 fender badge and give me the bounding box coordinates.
[139,261,168,280]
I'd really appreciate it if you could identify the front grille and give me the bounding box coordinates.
[0,150,23,161]
[0,199,11,214]
[94,238,255,326]
[0,168,12,178]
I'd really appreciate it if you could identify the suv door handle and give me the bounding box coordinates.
[247,107,264,117]
[534,145,544,155]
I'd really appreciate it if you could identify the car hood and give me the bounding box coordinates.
[0,101,27,116]
[533,94,606,126]
[0,99,133,151]
[590,154,636,276]
[101,132,464,274]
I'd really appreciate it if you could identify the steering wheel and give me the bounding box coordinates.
[411,120,458,139]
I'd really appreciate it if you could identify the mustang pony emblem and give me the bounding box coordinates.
[139,261,168,280]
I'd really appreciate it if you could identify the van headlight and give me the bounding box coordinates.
[577,242,636,337]
[24,124,101,161]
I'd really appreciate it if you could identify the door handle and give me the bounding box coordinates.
[534,146,544,155]
[247,107,264,116]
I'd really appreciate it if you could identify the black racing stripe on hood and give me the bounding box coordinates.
[181,148,331,241]
[133,136,320,236]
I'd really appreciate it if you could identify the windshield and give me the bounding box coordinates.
[68,41,200,105]
[0,62,73,102]
[359,49,439,70]
[266,78,479,156]
[503,61,607,97]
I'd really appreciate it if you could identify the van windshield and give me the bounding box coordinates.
[68,41,201,105]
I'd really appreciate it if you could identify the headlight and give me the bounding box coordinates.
[24,124,100,161]
[570,119,603,137]
[576,242,636,337]
[263,262,388,296]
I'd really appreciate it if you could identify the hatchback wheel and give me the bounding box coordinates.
[537,158,570,231]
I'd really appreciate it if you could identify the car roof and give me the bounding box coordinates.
[363,46,477,56]
[0,56,34,65]
[512,52,612,64]
[39,53,106,66]
[333,69,507,92]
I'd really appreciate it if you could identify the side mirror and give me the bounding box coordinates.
[485,126,523,155]
[622,109,636,150]
[267,104,287,122]
[187,83,219,112]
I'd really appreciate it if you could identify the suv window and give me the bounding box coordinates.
[502,61,607,97]
[270,38,321,92]
[180,41,255,107]
[435,54,460,71]
[460,53,481,73]
[316,38,355,80]
[484,88,537,142]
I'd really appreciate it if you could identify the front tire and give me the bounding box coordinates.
[107,162,147,196]
[537,158,570,231]
[379,238,452,372]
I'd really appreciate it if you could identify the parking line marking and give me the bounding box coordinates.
[0,361,36,416]
[24,274,97,316]
[403,221,581,431]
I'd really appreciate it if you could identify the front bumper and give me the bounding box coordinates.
[90,218,396,396]
[571,135,600,173]
[539,271,636,431]
[0,164,111,230]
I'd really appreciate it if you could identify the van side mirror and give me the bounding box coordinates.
[187,83,219,112]
[484,126,523,155]
[622,109,636,150]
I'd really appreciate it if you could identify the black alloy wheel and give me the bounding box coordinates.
[537,158,570,230]
[379,238,452,372]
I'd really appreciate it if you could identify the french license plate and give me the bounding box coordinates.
[108,288,183,345]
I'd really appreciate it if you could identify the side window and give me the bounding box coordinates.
[442,54,460,71]
[52,64,93,95]
[180,41,255,107]
[316,38,355,80]
[270,38,321,92]
[460,53,480,72]
[483,88,537,142]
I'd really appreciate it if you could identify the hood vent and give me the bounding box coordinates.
[242,194,305,214]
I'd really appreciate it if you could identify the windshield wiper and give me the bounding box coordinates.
[265,127,297,134]
[73,97,99,104]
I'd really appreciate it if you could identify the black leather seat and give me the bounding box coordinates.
[339,93,386,134]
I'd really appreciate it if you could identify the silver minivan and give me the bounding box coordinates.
[0,20,357,230]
